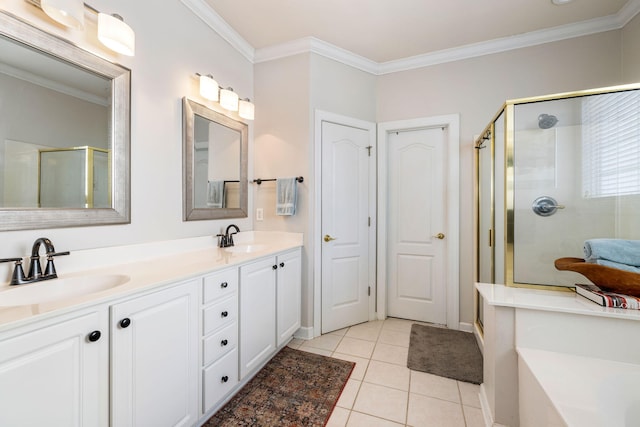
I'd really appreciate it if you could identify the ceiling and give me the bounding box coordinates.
[200,0,639,70]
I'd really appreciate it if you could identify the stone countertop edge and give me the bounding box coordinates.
[475,282,640,322]
[0,231,303,331]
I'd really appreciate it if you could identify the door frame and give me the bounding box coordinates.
[313,110,377,338]
[377,115,460,330]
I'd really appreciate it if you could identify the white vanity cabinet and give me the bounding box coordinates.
[240,248,301,379]
[201,267,239,414]
[111,279,200,427]
[0,307,109,427]
[276,248,302,347]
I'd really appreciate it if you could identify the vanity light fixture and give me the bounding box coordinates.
[40,0,85,30]
[220,87,239,112]
[238,98,255,120]
[198,74,219,101]
[196,74,253,119]
[31,0,136,56]
[97,13,135,56]
[551,0,573,4]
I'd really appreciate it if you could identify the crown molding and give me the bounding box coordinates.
[253,37,379,74]
[0,63,109,106]
[180,0,254,63]
[185,0,640,75]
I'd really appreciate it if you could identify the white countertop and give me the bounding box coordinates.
[0,231,303,331]
[476,282,640,322]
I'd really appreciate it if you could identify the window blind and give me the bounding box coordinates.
[582,91,640,198]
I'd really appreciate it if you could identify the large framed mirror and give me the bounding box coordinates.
[0,12,130,231]
[182,97,248,221]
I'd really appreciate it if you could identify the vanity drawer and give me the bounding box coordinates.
[203,348,238,414]
[203,322,237,366]
[203,268,238,304]
[203,294,237,335]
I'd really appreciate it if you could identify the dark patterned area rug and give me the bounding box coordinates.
[205,347,355,426]
[407,323,483,384]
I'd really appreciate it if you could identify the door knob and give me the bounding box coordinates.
[324,234,337,242]
[434,233,445,240]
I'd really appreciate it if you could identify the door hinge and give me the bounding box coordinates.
[368,216,371,227]
[366,145,372,156]
[368,286,371,296]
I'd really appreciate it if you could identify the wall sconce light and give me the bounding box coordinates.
[97,13,135,56]
[219,87,239,112]
[198,74,219,101]
[40,0,85,30]
[197,74,254,120]
[32,0,135,56]
[239,98,255,121]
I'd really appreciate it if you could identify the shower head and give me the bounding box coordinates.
[538,114,558,129]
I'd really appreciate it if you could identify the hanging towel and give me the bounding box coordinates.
[583,239,640,267]
[207,180,225,208]
[276,177,298,216]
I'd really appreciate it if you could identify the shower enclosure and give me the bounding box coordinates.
[475,83,640,323]
[39,146,110,208]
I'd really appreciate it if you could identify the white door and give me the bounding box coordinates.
[387,127,447,324]
[321,120,374,333]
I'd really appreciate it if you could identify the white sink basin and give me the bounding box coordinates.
[0,274,130,306]
[225,244,268,254]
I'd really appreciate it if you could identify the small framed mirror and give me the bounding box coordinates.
[0,12,131,230]
[182,97,248,221]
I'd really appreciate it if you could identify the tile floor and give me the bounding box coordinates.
[287,318,485,427]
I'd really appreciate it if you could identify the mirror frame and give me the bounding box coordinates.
[182,97,248,221]
[0,12,131,231]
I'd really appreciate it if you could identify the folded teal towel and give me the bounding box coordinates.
[276,177,297,216]
[594,259,640,273]
[583,239,640,267]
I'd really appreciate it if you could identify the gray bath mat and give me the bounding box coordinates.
[407,324,483,384]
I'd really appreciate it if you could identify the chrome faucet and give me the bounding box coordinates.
[0,237,69,285]
[217,224,240,248]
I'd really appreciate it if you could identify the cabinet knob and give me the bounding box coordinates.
[119,318,131,328]
[279,262,285,268]
[272,264,278,270]
[221,311,228,318]
[221,375,229,383]
[88,330,101,342]
[221,339,228,346]
[220,281,228,289]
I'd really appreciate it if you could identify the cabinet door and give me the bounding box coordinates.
[240,257,276,379]
[0,309,108,427]
[277,248,302,346]
[111,281,199,427]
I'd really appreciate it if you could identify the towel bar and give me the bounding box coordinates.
[252,176,304,185]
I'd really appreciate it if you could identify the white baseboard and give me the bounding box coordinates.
[458,321,473,333]
[479,384,510,427]
[293,326,314,340]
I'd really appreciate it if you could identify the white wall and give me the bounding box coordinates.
[253,53,376,328]
[377,30,625,324]
[623,13,640,81]
[0,0,254,282]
